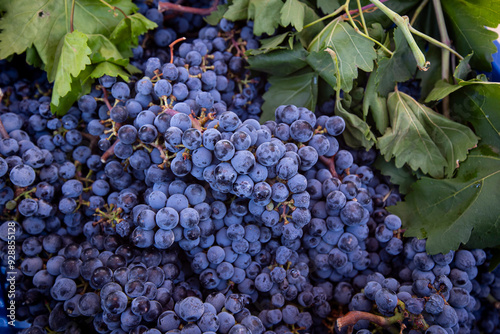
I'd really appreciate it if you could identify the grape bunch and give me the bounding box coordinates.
[0,7,499,334]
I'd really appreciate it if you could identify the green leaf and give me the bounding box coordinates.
[335,99,377,149]
[424,80,463,103]
[378,90,478,178]
[261,70,318,122]
[247,44,308,77]
[51,64,94,115]
[248,0,284,36]
[50,31,92,110]
[247,33,290,56]
[451,83,500,149]
[487,248,500,271]
[224,0,250,21]
[316,0,341,14]
[280,0,305,32]
[87,34,128,66]
[441,0,500,72]
[126,63,142,75]
[110,13,157,57]
[373,157,418,194]
[26,46,43,69]
[376,28,416,96]
[363,70,388,134]
[416,44,442,100]
[205,4,229,25]
[392,149,500,254]
[306,51,337,88]
[309,19,376,92]
[317,77,335,105]
[0,0,136,81]
[89,61,130,81]
[454,53,473,81]
[297,4,324,47]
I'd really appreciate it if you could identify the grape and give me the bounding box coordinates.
[10,164,36,187]
[51,278,77,301]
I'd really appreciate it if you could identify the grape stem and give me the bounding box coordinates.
[170,37,187,64]
[158,0,220,15]
[101,139,119,163]
[319,156,339,178]
[101,87,114,112]
[163,108,203,132]
[337,310,404,329]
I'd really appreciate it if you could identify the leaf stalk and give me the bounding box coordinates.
[370,0,429,70]
[410,0,430,25]
[302,5,346,30]
[98,0,129,18]
[345,0,393,56]
[70,0,76,33]
[432,0,451,117]
[408,27,463,61]
[356,0,369,36]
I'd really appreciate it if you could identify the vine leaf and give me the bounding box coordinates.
[247,44,308,77]
[261,70,318,122]
[205,4,229,25]
[0,0,153,115]
[424,80,463,103]
[247,33,290,56]
[0,0,135,79]
[224,0,250,21]
[316,0,341,14]
[89,62,130,81]
[306,51,337,89]
[335,100,377,149]
[50,31,92,111]
[441,0,500,72]
[87,34,129,66]
[451,83,500,149]
[453,53,473,81]
[248,0,284,36]
[391,149,500,254]
[377,90,478,178]
[376,28,416,96]
[308,19,376,92]
[280,0,306,32]
[110,13,157,57]
[373,157,419,194]
[363,68,388,134]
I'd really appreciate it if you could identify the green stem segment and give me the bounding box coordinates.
[303,5,346,30]
[356,0,369,35]
[408,26,463,60]
[432,0,451,118]
[369,0,429,70]
[410,0,430,25]
[99,0,129,18]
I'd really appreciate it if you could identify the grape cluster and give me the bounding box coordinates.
[0,7,499,334]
